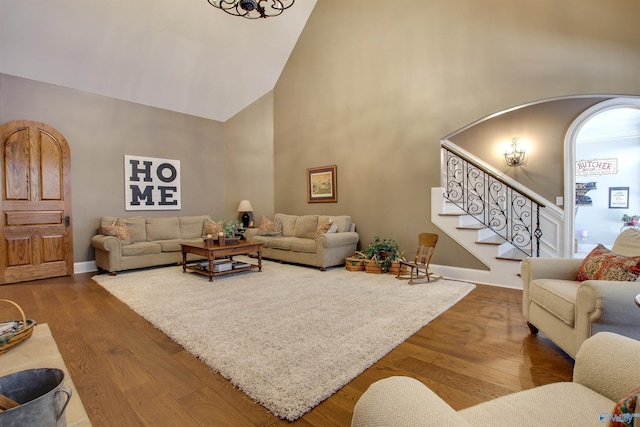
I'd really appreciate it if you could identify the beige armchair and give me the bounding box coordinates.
[352,332,640,427]
[521,228,640,358]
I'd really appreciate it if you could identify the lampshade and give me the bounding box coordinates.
[237,200,254,212]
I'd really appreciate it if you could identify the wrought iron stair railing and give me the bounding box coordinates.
[442,144,545,257]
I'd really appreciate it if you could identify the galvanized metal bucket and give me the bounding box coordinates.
[0,368,71,427]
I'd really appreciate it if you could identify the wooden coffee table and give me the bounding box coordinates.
[180,241,263,282]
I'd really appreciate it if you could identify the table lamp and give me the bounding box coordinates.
[237,200,254,228]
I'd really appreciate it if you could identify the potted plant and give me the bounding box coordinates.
[622,214,640,226]
[362,236,401,273]
[222,220,241,244]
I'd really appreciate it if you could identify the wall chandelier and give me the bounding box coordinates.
[504,137,526,167]
[207,0,295,19]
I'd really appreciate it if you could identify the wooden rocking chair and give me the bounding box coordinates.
[396,232,440,284]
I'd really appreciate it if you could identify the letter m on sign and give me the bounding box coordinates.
[124,155,181,211]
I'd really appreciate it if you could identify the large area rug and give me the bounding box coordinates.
[92,258,475,421]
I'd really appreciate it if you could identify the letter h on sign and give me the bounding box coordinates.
[124,155,181,211]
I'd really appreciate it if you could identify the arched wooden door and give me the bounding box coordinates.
[1,120,73,284]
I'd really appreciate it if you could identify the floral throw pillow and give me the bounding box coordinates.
[202,219,224,237]
[576,244,640,282]
[101,224,134,245]
[258,215,282,236]
[315,221,338,238]
[607,386,640,426]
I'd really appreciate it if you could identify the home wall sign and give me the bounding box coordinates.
[125,155,181,210]
[576,158,618,176]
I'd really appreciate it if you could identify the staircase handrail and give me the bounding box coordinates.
[442,143,547,208]
[441,142,545,257]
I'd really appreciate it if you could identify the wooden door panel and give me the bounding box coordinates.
[5,237,31,266]
[1,121,73,284]
[3,128,29,201]
[5,210,64,226]
[42,234,64,262]
[39,130,63,200]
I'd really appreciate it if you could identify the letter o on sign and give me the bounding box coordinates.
[156,163,177,183]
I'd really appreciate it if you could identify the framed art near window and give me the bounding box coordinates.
[307,165,337,203]
[609,187,629,209]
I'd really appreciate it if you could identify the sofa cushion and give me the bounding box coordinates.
[202,219,224,237]
[294,215,319,239]
[101,223,134,245]
[459,382,615,427]
[146,217,180,241]
[180,215,210,239]
[275,214,298,237]
[268,237,293,251]
[121,242,162,256]
[118,216,147,243]
[576,244,640,282]
[612,228,640,257]
[289,237,318,253]
[258,215,282,236]
[529,279,580,327]
[154,239,184,252]
[250,235,274,248]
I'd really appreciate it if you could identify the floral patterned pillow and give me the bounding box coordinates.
[576,244,640,282]
[258,215,282,236]
[202,219,224,237]
[101,223,134,245]
[607,386,640,426]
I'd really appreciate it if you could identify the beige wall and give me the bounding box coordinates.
[449,97,609,203]
[0,74,225,263]
[224,91,275,224]
[273,0,640,269]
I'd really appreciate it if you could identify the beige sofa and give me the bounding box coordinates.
[521,228,640,358]
[352,332,640,427]
[91,215,211,274]
[244,214,359,270]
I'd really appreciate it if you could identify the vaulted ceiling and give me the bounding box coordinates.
[0,0,317,122]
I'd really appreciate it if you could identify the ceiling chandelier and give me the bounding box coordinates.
[207,0,295,19]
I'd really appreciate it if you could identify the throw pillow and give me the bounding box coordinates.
[607,386,640,426]
[258,215,282,236]
[315,221,333,238]
[101,224,134,245]
[576,244,640,282]
[202,219,224,237]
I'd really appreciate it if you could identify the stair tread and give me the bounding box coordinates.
[456,224,486,230]
[439,212,467,217]
[496,248,528,262]
[476,236,506,245]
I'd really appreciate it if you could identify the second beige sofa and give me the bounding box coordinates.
[244,213,359,270]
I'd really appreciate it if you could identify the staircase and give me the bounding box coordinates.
[431,187,526,288]
[430,141,564,289]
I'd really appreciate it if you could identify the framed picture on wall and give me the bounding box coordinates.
[609,187,629,209]
[307,165,337,203]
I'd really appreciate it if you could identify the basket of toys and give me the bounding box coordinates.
[0,300,36,355]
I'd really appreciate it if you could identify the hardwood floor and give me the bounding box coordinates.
[0,272,574,426]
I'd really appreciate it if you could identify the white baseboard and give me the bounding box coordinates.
[74,261,98,274]
[430,263,522,290]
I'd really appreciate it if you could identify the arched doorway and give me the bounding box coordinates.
[564,98,640,257]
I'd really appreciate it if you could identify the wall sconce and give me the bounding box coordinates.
[504,137,526,167]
